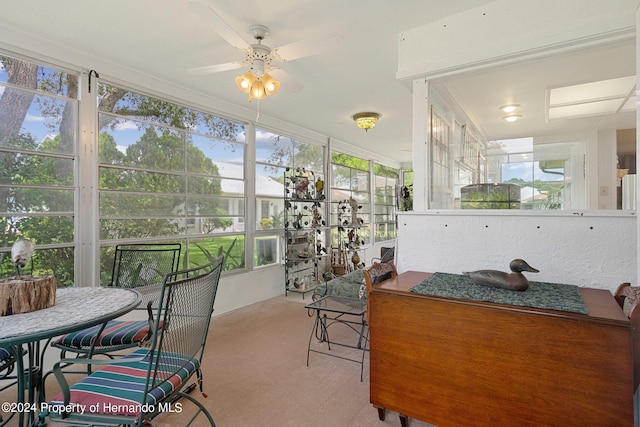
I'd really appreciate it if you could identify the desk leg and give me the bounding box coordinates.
[359,324,369,382]
[356,316,367,349]
[307,310,321,367]
[319,314,331,349]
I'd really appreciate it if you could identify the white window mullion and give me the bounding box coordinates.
[246,122,257,269]
[75,70,99,287]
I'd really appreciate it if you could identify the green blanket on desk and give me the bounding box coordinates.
[409,272,588,314]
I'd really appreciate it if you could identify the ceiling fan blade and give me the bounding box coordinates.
[187,0,250,50]
[270,68,304,94]
[274,32,343,62]
[187,62,244,75]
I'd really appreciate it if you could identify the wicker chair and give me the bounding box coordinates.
[614,282,640,313]
[362,262,397,319]
[51,243,181,361]
[370,246,395,264]
[44,255,224,427]
[614,282,640,392]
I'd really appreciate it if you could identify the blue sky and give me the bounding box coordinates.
[491,137,565,183]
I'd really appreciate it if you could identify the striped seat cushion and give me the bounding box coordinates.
[52,320,156,349]
[49,348,199,417]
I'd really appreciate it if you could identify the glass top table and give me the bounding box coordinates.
[305,295,368,381]
[305,295,367,316]
[0,287,141,427]
[0,287,141,346]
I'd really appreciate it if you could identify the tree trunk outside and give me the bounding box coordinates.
[0,59,37,144]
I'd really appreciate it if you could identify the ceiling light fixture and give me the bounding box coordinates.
[499,104,520,113]
[502,115,522,122]
[235,71,280,101]
[352,112,380,131]
[234,25,281,102]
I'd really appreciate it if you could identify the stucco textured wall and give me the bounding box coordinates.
[397,211,636,291]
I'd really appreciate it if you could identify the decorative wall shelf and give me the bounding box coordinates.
[284,167,328,297]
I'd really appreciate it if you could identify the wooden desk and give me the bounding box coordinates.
[369,271,634,427]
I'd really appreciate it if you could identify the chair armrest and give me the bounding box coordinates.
[614,282,631,308]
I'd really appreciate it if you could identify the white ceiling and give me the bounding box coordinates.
[0,0,635,165]
[436,39,636,143]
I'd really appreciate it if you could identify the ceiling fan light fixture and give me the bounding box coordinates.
[235,71,256,93]
[262,73,280,96]
[250,79,266,100]
[235,71,280,101]
[353,112,380,132]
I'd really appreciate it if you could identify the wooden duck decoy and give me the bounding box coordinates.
[463,259,539,291]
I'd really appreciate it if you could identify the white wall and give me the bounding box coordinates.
[397,210,636,291]
[397,0,636,80]
[214,267,284,315]
[597,130,618,209]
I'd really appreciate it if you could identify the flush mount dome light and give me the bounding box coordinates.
[499,104,520,113]
[352,112,380,131]
[502,115,522,122]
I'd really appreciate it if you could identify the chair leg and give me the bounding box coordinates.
[175,392,216,427]
[375,406,386,420]
[399,414,409,427]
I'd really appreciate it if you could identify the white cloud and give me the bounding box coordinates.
[25,113,45,123]
[114,120,138,130]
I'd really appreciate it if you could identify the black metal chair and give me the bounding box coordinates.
[44,255,224,427]
[0,347,21,426]
[51,243,181,360]
[0,348,17,384]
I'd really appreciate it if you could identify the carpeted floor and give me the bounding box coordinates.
[1,295,435,427]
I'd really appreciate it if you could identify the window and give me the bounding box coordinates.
[254,128,324,267]
[330,152,370,247]
[0,55,78,286]
[431,109,452,208]
[255,235,278,266]
[486,137,582,210]
[373,163,398,242]
[399,169,414,211]
[97,82,246,273]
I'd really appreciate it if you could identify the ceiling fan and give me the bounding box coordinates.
[187,0,342,100]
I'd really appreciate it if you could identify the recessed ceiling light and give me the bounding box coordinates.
[499,104,520,113]
[502,115,522,122]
